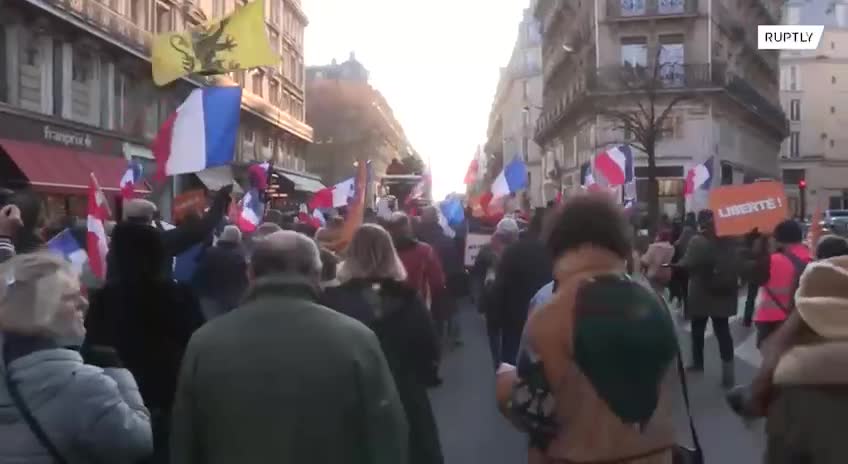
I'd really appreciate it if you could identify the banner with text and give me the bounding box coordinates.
[464,233,492,267]
[708,181,789,237]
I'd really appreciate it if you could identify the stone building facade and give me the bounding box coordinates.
[780,0,848,216]
[483,3,545,209]
[0,0,314,220]
[534,0,786,217]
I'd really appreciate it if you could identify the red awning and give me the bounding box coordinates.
[0,139,151,195]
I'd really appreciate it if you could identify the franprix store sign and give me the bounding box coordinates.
[0,112,124,156]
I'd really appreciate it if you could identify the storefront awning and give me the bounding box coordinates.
[280,172,326,193]
[195,165,243,193]
[0,139,151,195]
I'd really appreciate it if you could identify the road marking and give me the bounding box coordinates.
[734,330,762,368]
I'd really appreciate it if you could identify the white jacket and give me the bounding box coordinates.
[0,346,152,463]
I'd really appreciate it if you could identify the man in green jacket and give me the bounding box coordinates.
[170,230,409,464]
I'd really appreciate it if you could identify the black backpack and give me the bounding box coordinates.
[706,237,739,297]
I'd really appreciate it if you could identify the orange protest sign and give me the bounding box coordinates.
[172,189,207,224]
[708,181,789,237]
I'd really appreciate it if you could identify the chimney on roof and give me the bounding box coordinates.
[349,51,356,61]
[331,58,337,65]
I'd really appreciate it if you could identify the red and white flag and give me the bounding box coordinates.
[464,147,480,185]
[86,175,110,279]
[119,160,143,199]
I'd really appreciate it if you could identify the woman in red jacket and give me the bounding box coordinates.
[385,212,445,312]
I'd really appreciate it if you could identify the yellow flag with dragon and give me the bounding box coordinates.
[151,0,279,86]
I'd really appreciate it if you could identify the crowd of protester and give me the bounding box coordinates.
[2,184,848,464]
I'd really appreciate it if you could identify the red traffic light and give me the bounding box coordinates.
[799,179,807,189]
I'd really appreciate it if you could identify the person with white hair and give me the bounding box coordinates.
[0,252,152,462]
[323,224,443,464]
[191,224,248,321]
[470,217,522,367]
[170,230,409,464]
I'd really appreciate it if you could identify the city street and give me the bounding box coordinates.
[431,298,767,463]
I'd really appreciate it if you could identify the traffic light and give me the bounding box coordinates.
[799,179,807,219]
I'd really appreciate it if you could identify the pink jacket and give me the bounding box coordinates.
[754,243,812,322]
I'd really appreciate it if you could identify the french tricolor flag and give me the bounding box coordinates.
[87,176,110,279]
[594,144,634,187]
[580,161,602,192]
[684,157,713,195]
[153,87,242,178]
[236,188,262,233]
[119,160,143,199]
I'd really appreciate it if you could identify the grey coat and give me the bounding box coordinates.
[0,347,153,463]
[677,234,739,318]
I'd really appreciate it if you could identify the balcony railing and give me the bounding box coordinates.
[535,62,787,141]
[591,63,721,93]
[606,0,698,19]
[51,0,152,54]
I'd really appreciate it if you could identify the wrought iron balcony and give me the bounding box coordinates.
[535,62,787,141]
[606,0,698,20]
[590,63,721,93]
[50,0,152,55]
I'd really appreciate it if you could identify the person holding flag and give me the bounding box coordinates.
[0,203,23,263]
[87,174,111,280]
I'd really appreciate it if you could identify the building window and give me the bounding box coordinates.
[621,0,646,16]
[251,72,263,96]
[289,57,297,83]
[100,60,111,128]
[785,5,800,24]
[269,0,280,25]
[790,99,801,121]
[782,168,805,185]
[659,115,684,139]
[833,76,838,84]
[790,65,799,90]
[659,35,685,86]
[114,71,127,130]
[269,79,279,106]
[831,139,836,148]
[620,37,648,68]
[156,2,172,33]
[658,0,684,14]
[832,106,837,114]
[52,41,63,117]
[720,164,733,185]
[72,50,92,83]
[790,131,800,158]
[269,29,279,56]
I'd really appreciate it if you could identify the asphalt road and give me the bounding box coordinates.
[430,298,766,464]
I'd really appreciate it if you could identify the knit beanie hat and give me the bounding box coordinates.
[495,218,519,236]
[795,256,848,339]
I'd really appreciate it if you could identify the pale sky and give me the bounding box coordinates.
[304,0,528,200]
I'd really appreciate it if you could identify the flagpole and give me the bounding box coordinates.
[89,172,113,218]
